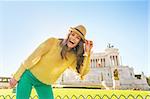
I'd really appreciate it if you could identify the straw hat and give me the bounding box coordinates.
[69,25,86,41]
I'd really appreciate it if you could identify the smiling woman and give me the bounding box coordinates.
[9,25,93,99]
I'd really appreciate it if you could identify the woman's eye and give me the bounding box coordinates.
[71,33,75,36]
[77,37,80,39]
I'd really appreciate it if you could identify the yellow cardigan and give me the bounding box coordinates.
[13,38,90,85]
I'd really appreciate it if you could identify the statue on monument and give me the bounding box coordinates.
[113,68,120,90]
[107,43,114,48]
[113,69,119,80]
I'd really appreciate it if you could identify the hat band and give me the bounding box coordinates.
[75,28,84,36]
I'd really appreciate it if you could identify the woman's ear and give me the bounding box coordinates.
[67,32,71,39]
[62,33,71,45]
[61,39,67,46]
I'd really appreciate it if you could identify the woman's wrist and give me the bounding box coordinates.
[83,51,90,57]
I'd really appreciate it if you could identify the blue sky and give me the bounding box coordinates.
[0,0,149,77]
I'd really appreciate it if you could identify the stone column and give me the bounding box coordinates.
[110,56,113,66]
[112,56,115,66]
[114,56,117,66]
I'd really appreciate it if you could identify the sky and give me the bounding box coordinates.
[0,0,149,77]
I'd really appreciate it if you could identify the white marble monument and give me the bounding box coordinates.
[56,44,150,90]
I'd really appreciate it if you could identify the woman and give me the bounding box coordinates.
[9,25,93,99]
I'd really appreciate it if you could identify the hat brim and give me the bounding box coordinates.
[69,27,85,41]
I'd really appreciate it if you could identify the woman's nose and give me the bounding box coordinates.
[72,36,76,41]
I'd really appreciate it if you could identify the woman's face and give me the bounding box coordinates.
[67,31,81,49]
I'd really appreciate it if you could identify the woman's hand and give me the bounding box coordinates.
[84,40,93,53]
[9,78,18,88]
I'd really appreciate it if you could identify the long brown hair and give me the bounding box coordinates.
[59,34,84,73]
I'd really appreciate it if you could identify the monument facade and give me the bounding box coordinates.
[56,45,149,90]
